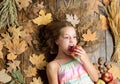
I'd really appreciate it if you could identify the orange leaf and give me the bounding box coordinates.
[82,29,97,41]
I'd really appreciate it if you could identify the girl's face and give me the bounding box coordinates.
[56,26,77,54]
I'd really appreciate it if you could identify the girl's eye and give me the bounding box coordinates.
[73,36,77,38]
[64,37,69,39]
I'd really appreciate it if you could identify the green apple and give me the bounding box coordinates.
[96,79,106,84]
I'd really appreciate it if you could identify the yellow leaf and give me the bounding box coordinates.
[7,53,17,61]
[100,14,108,30]
[108,64,120,80]
[32,10,52,25]
[8,26,26,38]
[15,0,32,10]
[82,29,97,41]
[5,37,28,55]
[0,69,11,83]
[0,41,3,59]
[30,77,43,84]
[29,54,48,70]
[24,66,37,77]
[7,60,20,72]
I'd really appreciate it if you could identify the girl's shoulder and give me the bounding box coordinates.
[46,60,60,71]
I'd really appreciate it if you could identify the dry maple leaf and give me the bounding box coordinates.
[37,1,44,9]
[8,26,26,38]
[0,69,11,83]
[66,14,80,27]
[108,64,120,80]
[29,54,47,70]
[7,53,17,61]
[32,9,53,25]
[5,36,28,55]
[30,77,43,84]
[24,66,37,77]
[100,14,108,30]
[85,0,103,15]
[1,32,12,42]
[7,60,20,73]
[15,0,32,10]
[82,29,97,41]
[0,41,3,59]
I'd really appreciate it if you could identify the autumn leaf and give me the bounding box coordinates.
[30,77,43,84]
[0,41,3,59]
[7,53,17,61]
[1,32,12,42]
[37,1,44,9]
[66,14,79,27]
[7,60,20,73]
[15,0,32,10]
[24,66,37,77]
[100,14,108,30]
[0,69,12,83]
[108,64,120,80]
[8,26,26,38]
[32,9,53,25]
[5,36,28,55]
[30,54,47,70]
[82,29,97,41]
[85,0,103,15]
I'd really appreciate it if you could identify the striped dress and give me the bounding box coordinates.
[58,59,94,84]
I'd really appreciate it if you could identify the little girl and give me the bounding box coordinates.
[39,21,99,84]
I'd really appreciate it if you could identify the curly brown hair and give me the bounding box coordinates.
[39,21,73,62]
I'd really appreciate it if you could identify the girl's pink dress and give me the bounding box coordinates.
[58,59,94,84]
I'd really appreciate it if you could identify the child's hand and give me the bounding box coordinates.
[71,45,90,62]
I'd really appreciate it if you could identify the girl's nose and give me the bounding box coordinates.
[69,37,74,43]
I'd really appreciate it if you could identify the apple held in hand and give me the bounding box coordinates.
[96,79,106,84]
[68,46,77,52]
[101,72,113,83]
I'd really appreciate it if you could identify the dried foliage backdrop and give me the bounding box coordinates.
[0,0,120,84]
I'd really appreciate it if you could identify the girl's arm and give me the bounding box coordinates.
[46,61,59,84]
[73,46,99,82]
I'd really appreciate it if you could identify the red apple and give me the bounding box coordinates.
[101,72,113,83]
[68,46,76,52]
[96,79,106,84]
